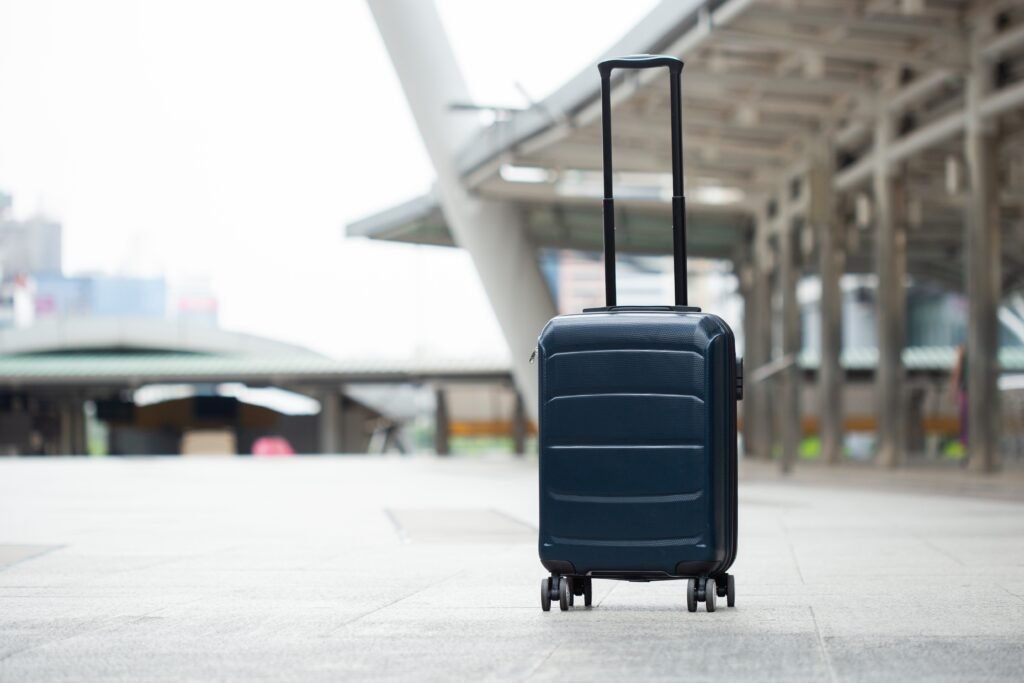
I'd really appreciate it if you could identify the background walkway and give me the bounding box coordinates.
[1,456,1023,681]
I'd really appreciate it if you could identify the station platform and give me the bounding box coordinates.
[1,455,1023,681]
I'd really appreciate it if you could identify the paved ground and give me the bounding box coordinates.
[1,456,1023,682]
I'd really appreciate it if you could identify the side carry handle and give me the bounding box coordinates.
[598,54,687,307]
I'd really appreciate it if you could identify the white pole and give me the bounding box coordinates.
[367,0,556,422]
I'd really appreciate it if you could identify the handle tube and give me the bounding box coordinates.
[601,67,616,307]
[598,54,687,307]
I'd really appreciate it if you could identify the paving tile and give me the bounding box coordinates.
[1,456,1023,681]
[825,636,1024,682]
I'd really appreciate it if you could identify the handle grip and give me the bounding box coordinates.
[598,54,683,76]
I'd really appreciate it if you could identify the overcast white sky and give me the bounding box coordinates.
[0,0,659,359]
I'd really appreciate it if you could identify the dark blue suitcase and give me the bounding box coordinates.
[537,55,740,613]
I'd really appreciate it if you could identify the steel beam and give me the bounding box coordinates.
[712,27,966,71]
[980,22,1024,61]
[683,69,873,99]
[742,5,959,42]
[835,79,1024,191]
[811,148,844,464]
[836,71,956,149]
[873,113,907,468]
[964,28,1002,473]
[523,139,790,177]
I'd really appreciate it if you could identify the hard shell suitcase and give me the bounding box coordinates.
[536,55,740,613]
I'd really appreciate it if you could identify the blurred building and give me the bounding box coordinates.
[0,204,63,329]
[540,250,675,313]
[0,190,526,456]
[173,278,219,325]
[0,319,383,456]
[0,316,519,456]
[0,192,218,328]
[31,274,167,320]
[0,215,62,277]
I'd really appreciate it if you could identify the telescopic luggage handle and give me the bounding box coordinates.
[598,54,687,307]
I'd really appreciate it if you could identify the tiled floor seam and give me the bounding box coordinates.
[810,606,838,683]
[0,606,172,664]
[521,641,561,681]
[320,570,467,636]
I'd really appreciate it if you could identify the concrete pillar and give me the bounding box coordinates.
[873,112,907,468]
[512,389,527,456]
[738,255,756,458]
[811,149,844,464]
[779,207,802,475]
[964,26,1002,473]
[434,386,450,456]
[71,396,88,455]
[747,207,774,460]
[337,394,347,452]
[58,400,74,455]
[55,396,87,455]
[368,0,557,423]
[319,389,340,454]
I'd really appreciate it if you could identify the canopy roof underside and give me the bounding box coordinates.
[350,0,1024,292]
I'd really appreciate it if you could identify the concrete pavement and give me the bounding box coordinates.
[1,456,1023,681]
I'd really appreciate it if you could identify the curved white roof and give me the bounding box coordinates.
[0,317,325,357]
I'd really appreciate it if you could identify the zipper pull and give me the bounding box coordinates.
[529,347,537,365]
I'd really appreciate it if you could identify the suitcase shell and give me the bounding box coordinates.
[536,55,739,606]
[537,308,738,580]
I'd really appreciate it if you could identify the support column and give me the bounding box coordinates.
[319,389,340,454]
[811,149,844,464]
[748,207,774,460]
[337,393,347,453]
[964,27,1002,473]
[368,0,557,423]
[512,389,527,456]
[71,396,88,455]
[434,386,450,456]
[58,400,74,455]
[739,255,756,458]
[873,112,907,468]
[54,396,86,455]
[779,208,802,475]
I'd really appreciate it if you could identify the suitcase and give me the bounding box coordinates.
[536,55,740,613]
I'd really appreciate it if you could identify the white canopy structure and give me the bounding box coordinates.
[359,0,1024,472]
